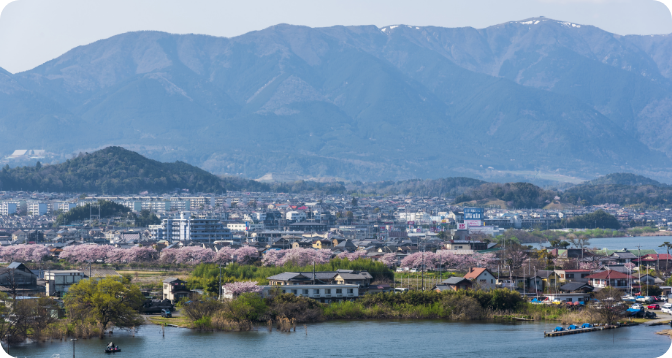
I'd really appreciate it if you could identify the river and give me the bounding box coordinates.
[530,236,672,252]
[6,320,672,358]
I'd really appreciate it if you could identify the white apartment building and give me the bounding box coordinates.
[54,202,77,213]
[226,222,265,232]
[0,202,17,216]
[259,284,359,303]
[286,211,307,221]
[28,202,49,216]
[150,211,232,243]
[45,270,87,297]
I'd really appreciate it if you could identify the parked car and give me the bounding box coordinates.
[161,309,172,318]
[647,304,661,310]
[662,303,672,314]
[631,303,644,310]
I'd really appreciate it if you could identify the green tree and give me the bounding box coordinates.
[64,277,144,331]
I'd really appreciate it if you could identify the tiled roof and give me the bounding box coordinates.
[464,267,488,280]
[585,270,631,280]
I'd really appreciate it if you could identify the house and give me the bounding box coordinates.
[335,239,357,252]
[312,239,333,249]
[0,262,43,296]
[464,267,497,290]
[444,240,488,251]
[260,284,359,303]
[497,275,543,293]
[44,270,86,297]
[633,254,672,271]
[366,284,394,294]
[585,270,631,289]
[559,282,594,293]
[163,278,191,303]
[267,270,372,287]
[554,269,591,283]
[636,274,664,286]
[11,230,27,243]
[537,270,560,290]
[435,277,473,291]
[609,251,637,264]
[545,292,590,304]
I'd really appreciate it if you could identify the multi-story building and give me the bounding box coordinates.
[286,211,307,221]
[28,201,49,216]
[0,202,17,216]
[54,202,77,213]
[150,211,232,243]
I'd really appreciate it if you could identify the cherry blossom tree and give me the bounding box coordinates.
[337,251,368,261]
[159,246,215,265]
[278,248,331,266]
[214,247,236,264]
[221,281,262,298]
[59,245,114,263]
[379,253,396,267]
[261,249,284,266]
[0,244,51,262]
[401,252,435,269]
[233,246,259,264]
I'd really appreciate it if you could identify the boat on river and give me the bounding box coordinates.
[105,342,121,353]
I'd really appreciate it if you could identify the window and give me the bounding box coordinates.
[303,289,309,295]
[291,289,297,294]
[326,289,331,294]
[567,298,573,302]
[347,289,353,293]
[336,289,342,294]
[567,274,574,279]
[313,289,320,294]
[491,279,493,283]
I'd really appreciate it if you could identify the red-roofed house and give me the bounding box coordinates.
[585,270,631,289]
[632,254,672,271]
[464,267,497,290]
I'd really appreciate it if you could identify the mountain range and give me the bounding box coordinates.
[3,17,672,183]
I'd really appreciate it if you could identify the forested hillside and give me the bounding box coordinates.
[0,147,233,194]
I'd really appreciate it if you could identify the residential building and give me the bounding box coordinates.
[435,277,473,291]
[585,270,631,289]
[28,202,49,216]
[0,202,17,216]
[554,269,591,283]
[260,284,359,303]
[45,270,86,297]
[0,262,42,296]
[464,267,497,290]
[163,278,191,303]
[150,211,232,243]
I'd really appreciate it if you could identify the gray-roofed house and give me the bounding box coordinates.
[435,277,473,291]
[559,282,594,293]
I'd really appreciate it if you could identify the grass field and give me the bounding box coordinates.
[147,315,193,328]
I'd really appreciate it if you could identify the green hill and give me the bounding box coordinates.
[583,173,665,187]
[0,147,249,194]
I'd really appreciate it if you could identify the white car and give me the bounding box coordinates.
[661,303,672,314]
[631,303,644,310]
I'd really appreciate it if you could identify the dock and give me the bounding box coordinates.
[544,323,637,337]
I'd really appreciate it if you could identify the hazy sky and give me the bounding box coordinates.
[0,0,671,73]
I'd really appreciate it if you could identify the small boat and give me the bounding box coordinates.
[105,342,121,353]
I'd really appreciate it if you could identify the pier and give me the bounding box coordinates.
[544,323,638,337]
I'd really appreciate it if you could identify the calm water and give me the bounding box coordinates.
[6,320,672,358]
[531,236,672,252]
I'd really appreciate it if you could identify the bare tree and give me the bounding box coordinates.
[592,287,626,325]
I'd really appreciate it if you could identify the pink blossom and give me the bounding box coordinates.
[214,247,236,264]
[233,246,259,264]
[58,245,114,263]
[337,251,368,261]
[222,281,262,298]
[379,253,396,267]
[401,252,435,269]
[159,246,215,265]
[0,244,51,262]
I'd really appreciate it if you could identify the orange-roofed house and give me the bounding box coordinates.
[464,267,497,290]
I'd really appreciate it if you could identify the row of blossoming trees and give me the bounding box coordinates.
[0,244,493,272]
[400,251,496,271]
[0,244,261,266]
[0,244,392,267]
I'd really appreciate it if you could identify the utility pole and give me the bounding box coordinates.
[218,264,222,300]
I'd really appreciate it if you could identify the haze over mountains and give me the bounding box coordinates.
[4,17,672,183]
